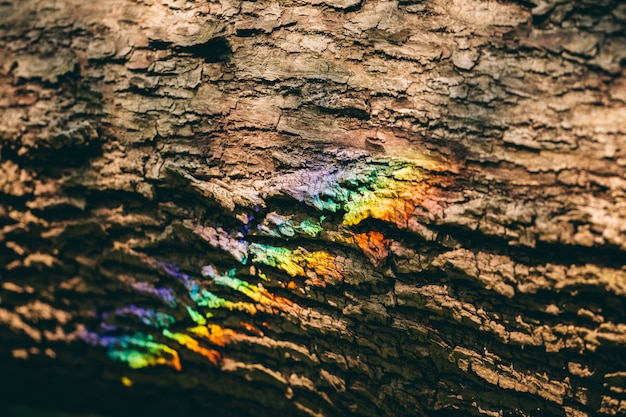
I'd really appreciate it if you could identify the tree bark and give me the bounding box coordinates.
[1,1,626,416]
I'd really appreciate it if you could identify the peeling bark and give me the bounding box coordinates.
[1,1,626,416]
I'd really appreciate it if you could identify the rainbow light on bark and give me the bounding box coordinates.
[162,329,221,366]
[83,150,449,372]
[82,331,182,371]
[248,244,343,286]
[111,306,176,328]
[268,156,439,229]
[258,213,324,238]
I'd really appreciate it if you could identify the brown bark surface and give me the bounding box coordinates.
[1,1,626,416]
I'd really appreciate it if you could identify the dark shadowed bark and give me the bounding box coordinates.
[1,1,626,416]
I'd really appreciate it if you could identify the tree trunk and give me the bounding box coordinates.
[1,1,626,416]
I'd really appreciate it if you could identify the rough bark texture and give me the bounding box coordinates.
[1,1,626,416]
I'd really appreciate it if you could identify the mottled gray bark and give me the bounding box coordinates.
[1,1,626,416]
